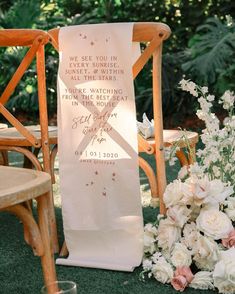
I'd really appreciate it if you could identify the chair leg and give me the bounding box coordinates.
[139,156,160,208]
[22,200,33,245]
[0,151,9,165]
[2,195,58,293]
[50,144,58,184]
[138,156,158,198]
[37,193,58,292]
[176,149,189,166]
[4,204,44,256]
[60,241,69,257]
[47,190,59,254]
[176,144,197,167]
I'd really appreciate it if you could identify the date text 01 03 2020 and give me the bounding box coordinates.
[75,150,118,159]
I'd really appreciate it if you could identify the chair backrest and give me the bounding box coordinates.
[0,29,51,173]
[48,22,171,213]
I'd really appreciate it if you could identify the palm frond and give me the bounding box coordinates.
[1,0,41,28]
[182,17,235,84]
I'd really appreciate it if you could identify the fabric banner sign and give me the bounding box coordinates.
[56,23,143,271]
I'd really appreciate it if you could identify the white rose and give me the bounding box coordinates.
[171,243,192,267]
[143,234,156,254]
[224,197,235,221]
[213,248,235,294]
[182,222,199,249]
[189,271,214,290]
[189,176,233,208]
[190,176,211,206]
[151,252,164,263]
[152,258,173,284]
[161,249,171,263]
[193,235,220,271]
[143,223,158,254]
[214,281,235,294]
[167,205,191,227]
[157,218,181,252]
[209,180,233,204]
[196,207,233,240]
[144,223,158,236]
[163,179,192,208]
[142,258,153,271]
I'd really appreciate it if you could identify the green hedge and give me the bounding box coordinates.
[0,0,234,123]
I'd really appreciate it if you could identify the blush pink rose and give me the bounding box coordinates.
[222,229,235,248]
[171,267,194,292]
[171,275,187,292]
[175,266,194,283]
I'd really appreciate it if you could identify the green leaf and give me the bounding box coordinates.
[182,17,235,84]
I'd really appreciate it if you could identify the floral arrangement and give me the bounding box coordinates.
[141,80,235,293]
[180,79,235,186]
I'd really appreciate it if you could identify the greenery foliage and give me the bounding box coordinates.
[0,0,234,123]
[182,17,235,87]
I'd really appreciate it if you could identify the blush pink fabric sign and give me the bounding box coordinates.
[56,23,143,271]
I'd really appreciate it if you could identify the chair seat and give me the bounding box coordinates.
[0,164,57,290]
[139,129,198,153]
[0,125,57,147]
[0,166,51,209]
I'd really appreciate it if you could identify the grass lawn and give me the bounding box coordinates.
[0,152,215,294]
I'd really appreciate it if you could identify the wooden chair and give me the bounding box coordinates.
[0,165,57,293]
[48,23,198,216]
[0,123,8,165]
[0,29,58,252]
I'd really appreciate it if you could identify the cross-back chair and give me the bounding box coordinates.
[0,29,58,252]
[0,165,57,293]
[49,22,198,218]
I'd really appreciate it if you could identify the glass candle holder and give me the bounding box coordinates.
[41,281,77,294]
